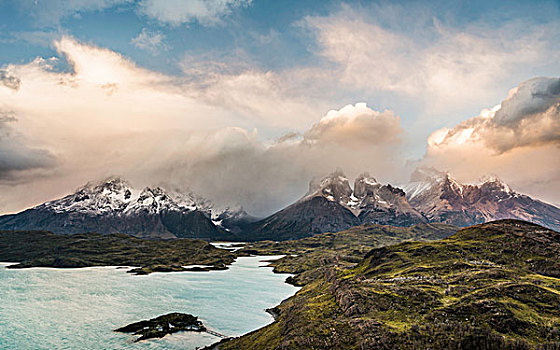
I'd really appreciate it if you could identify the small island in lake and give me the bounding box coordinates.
[115,313,206,342]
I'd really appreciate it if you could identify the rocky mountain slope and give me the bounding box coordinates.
[242,168,560,241]
[1,169,558,241]
[0,177,251,239]
[403,168,560,231]
[242,171,425,241]
[352,173,425,226]
[210,220,560,349]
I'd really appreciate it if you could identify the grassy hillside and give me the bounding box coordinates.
[240,222,458,286]
[214,220,560,350]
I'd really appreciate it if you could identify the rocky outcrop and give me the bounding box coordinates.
[351,173,426,226]
[115,313,206,342]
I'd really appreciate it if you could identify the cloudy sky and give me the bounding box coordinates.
[0,0,559,216]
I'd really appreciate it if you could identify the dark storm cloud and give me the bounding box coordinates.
[0,112,56,179]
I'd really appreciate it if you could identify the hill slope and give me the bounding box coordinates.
[213,220,560,349]
[240,222,458,286]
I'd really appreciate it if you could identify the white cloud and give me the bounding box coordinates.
[138,0,252,26]
[148,103,405,216]
[423,77,560,206]
[0,37,403,216]
[177,51,332,130]
[302,5,560,114]
[131,28,168,54]
[1,34,559,216]
[0,37,236,211]
[429,77,560,153]
[303,103,402,148]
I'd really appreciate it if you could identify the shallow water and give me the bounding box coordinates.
[0,256,298,350]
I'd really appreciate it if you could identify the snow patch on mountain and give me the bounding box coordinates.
[300,170,424,225]
[37,176,246,229]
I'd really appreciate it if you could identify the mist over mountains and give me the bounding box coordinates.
[0,177,252,240]
[1,168,558,241]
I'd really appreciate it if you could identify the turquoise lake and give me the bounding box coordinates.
[0,256,298,350]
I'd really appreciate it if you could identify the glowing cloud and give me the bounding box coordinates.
[423,77,560,206]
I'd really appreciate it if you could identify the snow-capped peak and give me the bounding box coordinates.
[304,170,353,203]
[39,177,222,217]
[42,176,139,214]
[76,176,134,200]
[403,167,466,201]
[478,174,513,194]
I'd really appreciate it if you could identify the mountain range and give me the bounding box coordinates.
[0,177,252,240]
[403,168,560,230]
[0,169,559,240]
[243,170,425,240]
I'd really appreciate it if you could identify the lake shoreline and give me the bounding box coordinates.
[0,255,300,350]
[0,230,239,275]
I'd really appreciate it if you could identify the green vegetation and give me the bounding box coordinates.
[214,220,560,349]
[4,220,560,349]
[240,222,457,285]
[0,230,236,274]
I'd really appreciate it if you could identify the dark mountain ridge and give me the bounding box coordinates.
[0,177,251,240]
[1,169,559,241]
[242,170,426,240]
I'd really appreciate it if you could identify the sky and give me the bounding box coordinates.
[0,0,559,216]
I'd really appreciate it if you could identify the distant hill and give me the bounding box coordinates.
[0,230,236,274]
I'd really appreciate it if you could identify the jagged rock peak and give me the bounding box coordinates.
[408,167,465,198]
[353,173,380,198]
[355,172,378,184]
[305,169,352,203]
[78,176,133,193]
[478,174,513,193]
